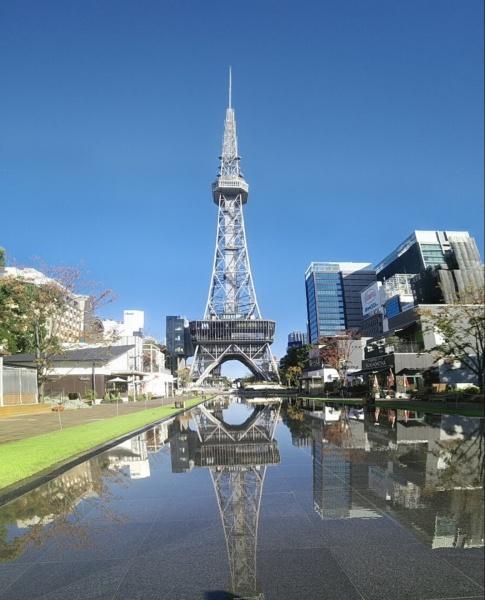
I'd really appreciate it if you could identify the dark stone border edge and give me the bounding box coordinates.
[0,397,209,508]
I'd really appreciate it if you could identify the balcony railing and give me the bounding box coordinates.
[212,177,249,193]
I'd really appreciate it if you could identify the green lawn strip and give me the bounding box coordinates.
[374,400,484,418]
[0,397,205,491]
[297,396,365,406]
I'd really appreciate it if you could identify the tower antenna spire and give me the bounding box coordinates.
[228,66,232,108]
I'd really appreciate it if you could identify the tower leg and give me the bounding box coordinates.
[190,343,279,386]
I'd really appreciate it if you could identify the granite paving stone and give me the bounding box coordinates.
[0,559,130,600]
[112,544,227,600]
[0,563,30,596]
[257,548,364,600]
[260,491,311,519]
[433,548,485,590]
[39,521,153,562]
[332,542,484,600]
[81,496,167,525]
[307,509,421,548]
[137,518,225,555]
[257,515,324,550]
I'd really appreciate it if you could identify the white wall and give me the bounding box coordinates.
[123,310,144,335]
[143,372,174,397]
[347,339,368,372]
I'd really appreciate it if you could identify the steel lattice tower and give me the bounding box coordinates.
[193,401,281,599]
[190,72,279,385]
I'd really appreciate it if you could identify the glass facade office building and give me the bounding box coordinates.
[374,230,483,305]
[305,262,376,344]
[166,316,187,356]
[374,230,478,281]
[287,331,308,350]
[165,316,193,373]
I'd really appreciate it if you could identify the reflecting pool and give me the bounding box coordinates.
[0,397,484,599]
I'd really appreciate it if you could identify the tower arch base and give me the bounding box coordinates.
[190,342,279,386]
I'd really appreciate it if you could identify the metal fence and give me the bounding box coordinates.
[1,366,38,405]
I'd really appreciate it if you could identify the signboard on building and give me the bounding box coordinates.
[361,282,381,317]
[385,295,402,319]
[362,354,394,371]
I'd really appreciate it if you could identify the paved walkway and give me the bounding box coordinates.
[0,397,188,445]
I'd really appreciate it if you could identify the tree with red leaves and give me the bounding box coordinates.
[318,330,361,386]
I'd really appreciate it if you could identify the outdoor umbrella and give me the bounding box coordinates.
[387,368,395,388]
[108,377,126,415]
[108,377,127,391]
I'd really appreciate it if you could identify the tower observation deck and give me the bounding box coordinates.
[189,71,279,385]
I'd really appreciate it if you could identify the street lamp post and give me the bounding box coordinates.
[91,361,96,399]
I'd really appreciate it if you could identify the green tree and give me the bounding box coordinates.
[285,365,302,387]
[0,278,35,354]
[431,420,485,488]
[0,276,66,397]
[279,345,310,387]
[418,287,485,392]
[177,366,192,388]
[0,266,113,399]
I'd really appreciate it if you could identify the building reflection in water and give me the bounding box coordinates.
[104,419,174,479]
[0,458,103,562]
[0,420,174,562]
[284,398,484,550]
[169,396,281,600]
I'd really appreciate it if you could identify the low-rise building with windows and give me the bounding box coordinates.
[358,303,482,394]
[4,344,174,399]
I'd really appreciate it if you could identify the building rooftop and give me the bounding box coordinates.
[305,262,374,279]
[4,345,135,365]
[375,230,472,274]
[1,266,90,301]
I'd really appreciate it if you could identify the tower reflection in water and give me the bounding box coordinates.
[284,399,484,550]
[169,397,281,600]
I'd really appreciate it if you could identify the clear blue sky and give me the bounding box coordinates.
[1,0,483,374]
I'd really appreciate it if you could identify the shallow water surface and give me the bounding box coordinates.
[0,397,483,599]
